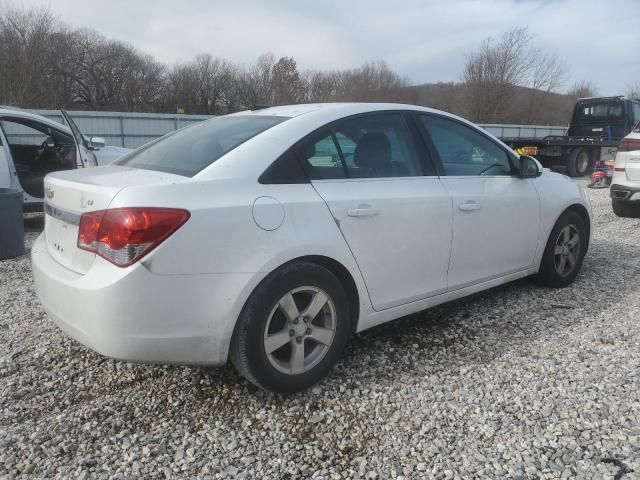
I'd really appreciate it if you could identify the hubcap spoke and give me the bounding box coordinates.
[303,291,328,321]
[557,255,566,274]
[554,244,564,255]
[290,340,305,374]
[264,329,292,354]
[308,326,334,346]
[566,251,576,267]
[568,233,579,248]
[278,292,299,322]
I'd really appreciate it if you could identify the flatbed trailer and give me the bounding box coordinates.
[480,96,640,177]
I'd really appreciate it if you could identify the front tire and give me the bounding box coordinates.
[534,211,587,288]
[567,148,592,177]
[612,199,640,218]
[230,262,351,393]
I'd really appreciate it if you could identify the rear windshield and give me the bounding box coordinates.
[117,115,289,176]
[574,101,625,124]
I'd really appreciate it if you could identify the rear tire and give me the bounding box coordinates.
[534,211,587,288]
[612,199,640,218]
[567,148,592,177]
[230,261,351,393]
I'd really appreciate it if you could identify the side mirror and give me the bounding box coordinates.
[518,155,542,178]
[44,136,55,148]
[88,136,106,150]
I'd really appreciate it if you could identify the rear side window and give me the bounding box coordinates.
[298,113,427,180]
[117,115,289,176]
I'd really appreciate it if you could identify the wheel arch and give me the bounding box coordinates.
[563,203,591,251]
[279,255,361,334]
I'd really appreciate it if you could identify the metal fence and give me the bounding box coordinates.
[22,109,568,148]
[25,109,211,148]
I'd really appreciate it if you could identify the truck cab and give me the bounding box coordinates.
[568,97,640,140]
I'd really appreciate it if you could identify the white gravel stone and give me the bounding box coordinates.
[1,182,640,478]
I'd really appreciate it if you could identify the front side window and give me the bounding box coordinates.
[117,115,289,177]
[420,115,513,177]
[299,113,427,180]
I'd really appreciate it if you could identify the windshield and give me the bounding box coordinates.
[574,101,625,124]
[117,115,289,176]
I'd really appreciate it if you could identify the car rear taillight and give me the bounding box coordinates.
[617,138,640,152]
[78,208,190,267]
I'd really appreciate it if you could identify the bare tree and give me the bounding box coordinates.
[271,56,304,105]
[525,52,567,123]
[0,6,61,107]
[626,82,640,100]
[567,80,599,98]
[463,27,534,122]
[236,53,276,108]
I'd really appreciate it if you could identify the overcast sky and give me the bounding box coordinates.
[7,0,640,95]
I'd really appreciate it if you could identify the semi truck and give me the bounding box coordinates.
[482,96,640,177]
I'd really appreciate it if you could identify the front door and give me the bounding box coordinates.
[418,114,541,289]
[298,113,453,311]
[0,117,77,199]
[61,109,97,167]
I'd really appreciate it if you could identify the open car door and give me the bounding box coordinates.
[60,109,97,167]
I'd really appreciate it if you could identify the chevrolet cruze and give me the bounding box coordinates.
[32,103,592,393]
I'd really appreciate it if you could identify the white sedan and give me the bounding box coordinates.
[32,103,592,393]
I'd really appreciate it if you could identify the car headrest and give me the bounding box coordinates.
[353,132,391,171]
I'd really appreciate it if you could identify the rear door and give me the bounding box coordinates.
[418,114,541,289]
[300,112,453,311]
[61,109,97,167]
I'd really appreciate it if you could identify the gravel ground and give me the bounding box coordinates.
[1,181,639,480]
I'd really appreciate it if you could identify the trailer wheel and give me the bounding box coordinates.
[567,148,591,177]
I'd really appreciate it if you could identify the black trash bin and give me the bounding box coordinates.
[0,189,25,260]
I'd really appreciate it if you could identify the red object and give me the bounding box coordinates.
[614,167,625,172]
[591,171,605,181]
[78,208,190,267]
[618,138,640,152]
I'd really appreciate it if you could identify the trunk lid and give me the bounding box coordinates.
[43,165,189,274]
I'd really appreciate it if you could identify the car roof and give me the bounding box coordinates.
[234,102,440,118]
[0,107,72,134]
[197,102,512,180]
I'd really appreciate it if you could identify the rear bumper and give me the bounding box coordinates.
[610,183,640,201]
[31,233,256,366]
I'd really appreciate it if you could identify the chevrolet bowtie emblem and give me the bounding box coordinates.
[45,187,54,200]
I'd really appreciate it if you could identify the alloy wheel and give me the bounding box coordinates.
[554,224,581,277]
[263,286,336,375]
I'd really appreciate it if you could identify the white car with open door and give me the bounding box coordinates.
[32,103,591,393]
[0,107,130,211]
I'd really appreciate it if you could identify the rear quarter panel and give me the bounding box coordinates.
[109,178,373,335]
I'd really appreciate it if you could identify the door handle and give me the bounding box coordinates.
[347,206,380,217]
[458,201,481,211]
